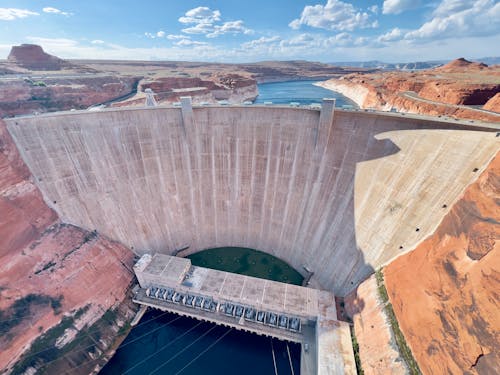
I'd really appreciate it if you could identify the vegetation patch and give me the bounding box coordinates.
[350,324,364,375]
[23,78,47,87]
[0,294,64,335]
[62,230,98,261]
[10,304,134,375]
[34,261,57,274]
[375,269,421,375]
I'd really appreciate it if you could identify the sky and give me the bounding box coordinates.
[0,0,499,62]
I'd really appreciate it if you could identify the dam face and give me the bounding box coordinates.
[6,105,499,295]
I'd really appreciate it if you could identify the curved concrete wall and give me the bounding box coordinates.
[6,106,499,295]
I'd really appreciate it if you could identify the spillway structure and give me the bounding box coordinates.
[6,98,498,296]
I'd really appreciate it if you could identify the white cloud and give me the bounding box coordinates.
[167,34,189,40]
[0,8,39,20]
[289,0,377,31]
[433,0,476,17]
[26,37,79,49]
[145,31,167,39]
[8,32,497,63]
[175,39,209,47]
[42,7,71,16]
[241,36,281,49]
[91,39,105,44]
[405,0,500,41]
[206,20,254,38]
[178,6,253,38]
[377,27,404,42]
[369,5,379,14]
[382,0,420,15]
[178,7,221,25]
[182,23,214,35]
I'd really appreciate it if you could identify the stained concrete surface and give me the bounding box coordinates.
[6,105,499,295]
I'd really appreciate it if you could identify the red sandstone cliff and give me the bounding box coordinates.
[0,76,139,117]
[112,74,258,107]
[318,58,500,122]
[384,153,500,374]
[0,119,136,374]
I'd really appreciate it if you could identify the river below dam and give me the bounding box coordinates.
[100,247,303,375]
[255,79,358,107]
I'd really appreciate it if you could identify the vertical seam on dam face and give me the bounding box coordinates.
[5,107,499,296]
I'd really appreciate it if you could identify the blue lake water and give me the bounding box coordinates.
[255,79,358,107]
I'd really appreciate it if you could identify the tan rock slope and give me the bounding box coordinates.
[484,92,500,112]
[0,119,136,374]
[344,275,407,375]
[384,153,500,374]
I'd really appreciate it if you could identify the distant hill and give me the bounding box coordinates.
[436,57,488,72]
[328,60,445,70]
[330,57,500,70]
[473,57,500,65]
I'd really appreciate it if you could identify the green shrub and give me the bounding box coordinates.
[376,269,421,375]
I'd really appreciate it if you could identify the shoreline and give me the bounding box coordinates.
[313,80,368,108]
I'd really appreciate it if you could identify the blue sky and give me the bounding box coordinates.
[0,0,499,62]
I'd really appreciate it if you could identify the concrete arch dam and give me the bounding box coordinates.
[6,103,499,296]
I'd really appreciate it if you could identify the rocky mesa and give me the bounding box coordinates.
[7,44,73,71]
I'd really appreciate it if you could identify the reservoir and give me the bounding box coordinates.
[100,248,303,375]
[255,80,358,107]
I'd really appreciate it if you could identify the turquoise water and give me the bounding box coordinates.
[188,247,304,285]
[255,79,358,106]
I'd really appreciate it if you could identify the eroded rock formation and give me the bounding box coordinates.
[384,153,500,374]
[7,44,71,71]
[318,58,500,122]
[113,74,258,107]
[0,76,139,117]
[484,92,500,112]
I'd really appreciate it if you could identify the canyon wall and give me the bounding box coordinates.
[384,153,500,375]
[319,79,500,122]
[0,119,136,373]
[7,106,499,296]
[0,76,139,118]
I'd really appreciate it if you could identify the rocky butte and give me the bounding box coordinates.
[0,48,499,374]
[7,44,72,71]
